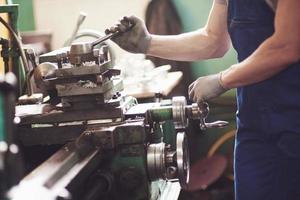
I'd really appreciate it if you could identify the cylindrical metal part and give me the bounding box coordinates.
[172,96,187,129]
[33,62,57,92]
[148,106,173,122]
[147,142,166,181]
[176,132,190,189]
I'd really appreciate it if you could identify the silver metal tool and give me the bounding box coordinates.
[64,12,87,47]
[197,102,229,130]
[70,22,133,57]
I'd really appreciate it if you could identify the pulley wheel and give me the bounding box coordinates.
[176,132,190,189]
[147,142,166,181]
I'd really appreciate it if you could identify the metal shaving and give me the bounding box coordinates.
[78,80,97,88]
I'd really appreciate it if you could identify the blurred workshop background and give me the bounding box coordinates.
[0,1,238,200]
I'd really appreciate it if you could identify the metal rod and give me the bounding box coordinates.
[91,22,133,47]
[91,32,118,47]
[64,12,87,47]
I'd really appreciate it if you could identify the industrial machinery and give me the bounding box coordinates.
[2,21,228,200]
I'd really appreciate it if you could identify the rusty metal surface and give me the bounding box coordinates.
[54,62,112,78]
[57,79,123,110]
[17,125,85,146]
[17,96,136,125]
[57,80,113,97]
[17,120,143,147]
[16,96,138,146]
[84,119,147,150]
[18,107,123,125]
[39,47,70,63]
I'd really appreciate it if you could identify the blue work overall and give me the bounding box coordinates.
[227,0,300,199]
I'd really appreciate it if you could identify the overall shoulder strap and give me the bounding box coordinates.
[265,0,278,12]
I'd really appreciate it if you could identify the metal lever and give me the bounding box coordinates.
[69,22,134,57]
[200,119,229,130]
[64,12,87,47]
[92,21,134,47]
[91,32,117,47]
[24,48,38,69]
[197,102,229,131]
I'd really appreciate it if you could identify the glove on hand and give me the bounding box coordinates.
[188,73,228,104]
[105,16,152,54]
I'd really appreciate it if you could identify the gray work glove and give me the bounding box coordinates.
[105,16,152,54]
[188,72,228,104]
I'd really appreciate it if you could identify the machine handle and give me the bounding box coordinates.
[91,32,117,47]
[204,120,229,129]
[92,21,134,47]
[197,102,229,130]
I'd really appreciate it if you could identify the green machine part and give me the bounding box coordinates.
[93,123,160,200]
[96,118,179,200]
[149,107,173,122]
[147,108,177,150]
[109,148,151,200]
[149,106,176,147]
[145,104,179,150]
[8,0,35,31]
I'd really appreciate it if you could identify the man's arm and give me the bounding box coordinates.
[147,0,230,61]
[221,0,300,89]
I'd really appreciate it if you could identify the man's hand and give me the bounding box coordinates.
[188,73,228,104]
[105,16,152,54]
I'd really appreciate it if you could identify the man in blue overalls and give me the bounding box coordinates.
[107,0,300,199]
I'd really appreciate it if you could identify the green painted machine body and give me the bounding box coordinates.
[81,116,179,200]
[102,124,151,200]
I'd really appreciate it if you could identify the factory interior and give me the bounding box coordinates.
[0,0,299,200]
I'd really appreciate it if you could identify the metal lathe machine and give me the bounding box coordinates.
[0,15,228,200]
